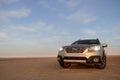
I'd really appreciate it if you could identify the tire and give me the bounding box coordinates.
[97,55,106,69]
[58,56,64,67]
[58,56,71,68]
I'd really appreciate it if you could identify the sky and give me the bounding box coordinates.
[0,0,120,57]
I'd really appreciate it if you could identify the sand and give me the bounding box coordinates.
[0,56,120,80]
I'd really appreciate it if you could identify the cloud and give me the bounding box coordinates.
[59,10,96,25]
[60,31,71,36]
[0,8,31,23]
[10,26,36,32]
[39,0,80,11]
[39,0,58,11]
[3,21,54,33]
[35,21,54,32]
[59,0,80,9]
[83,29,96,35]
[0,0,19,4]
[0,32,7,41]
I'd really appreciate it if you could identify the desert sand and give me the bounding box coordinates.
[0,56,120,80]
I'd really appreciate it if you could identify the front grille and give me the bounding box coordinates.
[66,47,86,53]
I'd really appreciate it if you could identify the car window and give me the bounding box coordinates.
[72,40,100,45]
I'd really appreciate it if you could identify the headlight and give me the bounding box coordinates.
[59,47,63,51]
[88,46,100,51]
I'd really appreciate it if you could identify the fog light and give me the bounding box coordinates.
[93,57,99,62]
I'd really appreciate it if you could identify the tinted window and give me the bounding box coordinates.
[72,40,100,45]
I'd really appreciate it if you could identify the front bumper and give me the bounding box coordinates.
[64,55,101,62]
[63,56,102,65]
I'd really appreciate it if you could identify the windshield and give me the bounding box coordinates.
[71,39,100,45]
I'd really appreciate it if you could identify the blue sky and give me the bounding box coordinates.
[0,0,120,57]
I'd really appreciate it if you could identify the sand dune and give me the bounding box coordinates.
[0,56,120,80]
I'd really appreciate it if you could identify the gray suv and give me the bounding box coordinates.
[57,39,108,69]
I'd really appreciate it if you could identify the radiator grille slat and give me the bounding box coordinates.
[66,47,86,53]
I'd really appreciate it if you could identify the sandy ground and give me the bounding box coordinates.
[0,56,120,80]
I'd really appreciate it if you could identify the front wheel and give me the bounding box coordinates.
[96,56,106,69]
[57,56,71,68]
[58,56,64,67]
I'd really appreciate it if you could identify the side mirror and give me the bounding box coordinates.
[102,43,108,47]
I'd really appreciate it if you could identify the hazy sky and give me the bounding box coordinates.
[0,0,120,57]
